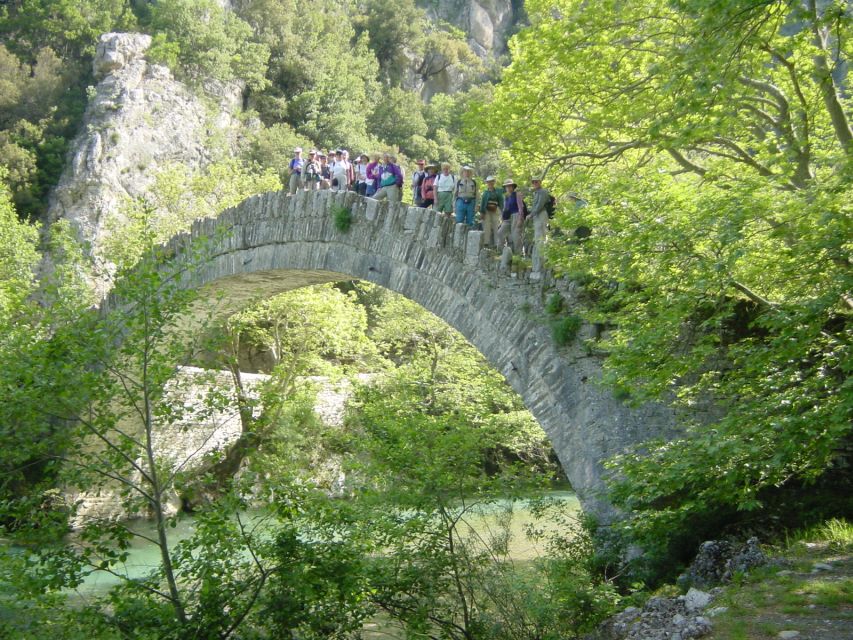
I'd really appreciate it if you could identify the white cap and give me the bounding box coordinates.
[485,175,496,182]
[293,147,303,153]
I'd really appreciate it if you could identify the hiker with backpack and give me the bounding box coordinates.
[479,175,504,247]
[435,162,456,215]
[288,147,304,194]
[420,163,438,208]
[412,160,427,206]
[529,176,553,274]
[498,179,524,254]
[454,166,478,225]
[303,149,321,191]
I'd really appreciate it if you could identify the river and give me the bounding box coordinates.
[70,490,580,597]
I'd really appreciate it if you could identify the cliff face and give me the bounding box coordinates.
[411,0,519,99]
[46,32,242,287]
[427,0,517,59]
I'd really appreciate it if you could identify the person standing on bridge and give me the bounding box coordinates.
[366,153,381,196]
[420,163,438,209]
[498,179,524,253]
[412,160,426,206]
[373,152,403,203]
[479,175,504,247]
[332,150,352,191]
[288,147,304,194]
[454,166,478,226]
[318,152,331,189]
[303,149,320,191]
[529,176,552,274]
[355,153,370,195]
[435,162,456,215]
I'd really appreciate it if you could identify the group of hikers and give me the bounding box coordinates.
[287,147,554,271]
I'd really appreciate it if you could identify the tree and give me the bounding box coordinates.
[0,0,136,62]
[179,284,375,502]
[147,0,270,90]
[469,0,853,571]
[236,0,382,151]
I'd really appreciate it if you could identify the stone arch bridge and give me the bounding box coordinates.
[135,189,678,519]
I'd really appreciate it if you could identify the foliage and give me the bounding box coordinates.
[473,0,853,569]
[236,0,381,151]
[0,0,136,61]
[0,43,87,217]
[0,171,39,324]
[147,0,270,90]
[0,187,95,535]
[242,121,315,183]
[551,314,582,347]
[332,204,353,232]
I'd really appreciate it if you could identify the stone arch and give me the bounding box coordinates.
[122,189,677,519]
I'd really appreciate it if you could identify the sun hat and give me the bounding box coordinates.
[503,179,517,187]
[308,149,317,154]
[485,175,496,182]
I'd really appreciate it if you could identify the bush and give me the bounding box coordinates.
[545,292,564,315]
[333,205,353,233]
[551,314,582,346]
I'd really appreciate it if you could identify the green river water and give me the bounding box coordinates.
[70,490,580,597]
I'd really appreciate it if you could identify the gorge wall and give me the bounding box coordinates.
[46,32,243,295]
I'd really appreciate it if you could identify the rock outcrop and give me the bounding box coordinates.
[47,32,242,294]
[678,538,769,589]
[595,589,717,640]
[426,0,517,59]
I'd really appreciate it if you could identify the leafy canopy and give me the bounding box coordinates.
[470,0,853,559]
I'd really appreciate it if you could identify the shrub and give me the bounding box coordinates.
[552,314,582,346]
[333,205,353,233]
[545,292,564,315]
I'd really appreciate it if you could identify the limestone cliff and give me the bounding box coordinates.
[46,32,243,291]
[425,0,518,59]
[411,0,521,98]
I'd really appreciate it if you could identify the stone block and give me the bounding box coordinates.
[465,231,483,266]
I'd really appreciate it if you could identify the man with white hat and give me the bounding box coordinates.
[479,175,504,248]
[288,147,304,194]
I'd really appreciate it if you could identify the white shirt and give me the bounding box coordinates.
[332,160,349,182]
[436,173,456,192]
[355,161,368,182]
